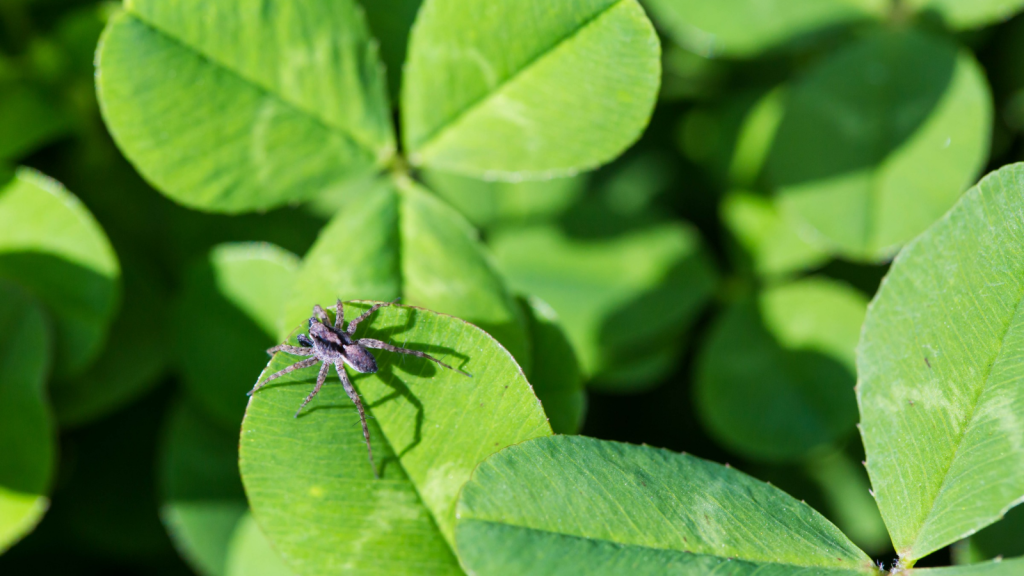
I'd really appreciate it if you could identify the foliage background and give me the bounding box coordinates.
[1,0,1023,573]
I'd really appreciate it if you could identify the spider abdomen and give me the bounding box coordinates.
[343,345,378,373]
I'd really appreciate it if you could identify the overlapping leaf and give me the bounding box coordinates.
[283,176,530,368]
[696,278,865,461]
[905,0,1024,30]
[721,190,829,278]
[761,29,991,261]
[455,435,877,575]
[859,164,1024,562]
[0,168,120,377]
[0,282,54,554]
[402,0,660,179]
[96,0,394,212]
[642,0,886,58]
[240,303,552,575]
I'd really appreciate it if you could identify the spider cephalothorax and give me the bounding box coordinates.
[248,299,469,477]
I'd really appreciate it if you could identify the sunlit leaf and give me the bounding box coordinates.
[224,513,295,576]
[0,282,54,554]
[858,164,1024,562]
[455,435,876,575]
[0,168,120,377]
[905,0,1024,30]
[642,0,886,58]
[402,0,660,179]
[520,296,585,434]
[241,303,552,575]
[696,277,865,461]
[96,0,394,212]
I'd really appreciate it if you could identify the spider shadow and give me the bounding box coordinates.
[302,310,471,477]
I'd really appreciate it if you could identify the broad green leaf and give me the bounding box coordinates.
[240,303,552,575]
[696,278,865,462]
[160,399,247,576]
[858,163,1024,561]
[362,0,423,100]
[402,0,660,179]
[0,168,120,376]
[224,514,295,576]
[455,435,876,576]
[0,282,55,554]
[490,221,716,389]
[641,0,886,58]
[955,505,1024,564]
[0,84,71,161]
[762,29,991,261]
[906,0,1024,30]
[422,169,585,229]
[283,176,530,369]
[50,262,168,427]
[910,558,1024,575]
[520,296,585,434]
[96,0,394,213]
[176,243,298,428]
[721,190,830,278]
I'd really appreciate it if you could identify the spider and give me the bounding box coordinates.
[248,299,470,477]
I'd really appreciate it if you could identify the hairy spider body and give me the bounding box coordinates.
[248,299,469,477]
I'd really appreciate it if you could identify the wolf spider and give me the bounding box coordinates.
[248,299,469,477]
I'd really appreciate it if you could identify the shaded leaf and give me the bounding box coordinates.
[696,278,865,462]
[176,243,299,428]
[761,29,991,261]
[490,220,715,390]
[804,450,889,555]
[858,164,1024,561]
[422,169,585,229]
[282,176,530,369]
[402,0,660,179]
[224,514,295,576]
[96,0,394,213]
[520,296,585,434]
[910,558,1024,575]
[361,0,423,101]
[0,84,71,162]
[721,190,830,278]
[455,435,876,575]
[954,504,1024,564]
[906,0,1024,30]
[241,303,551,575]
[159,399,247,576]
[641,0,885,58]
[0,168,119,377]
[0,282,55,554]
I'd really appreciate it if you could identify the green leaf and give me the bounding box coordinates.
[910,558,1024,575]
[361,0,423,101]
[176,243,299,428]
[905,0,1024,30]
[421,169,585,229]
[761,29,991,261]
[955,504,1024,564]
[721,190,830,278]
[804,450,889,555]
[0,282,55,554]
[50,261,169,427]
[490,220,716,390]
[0,168,120,377]
[641,0,886,58]
[159,399,247,576]
[402,0,660,179]
[0,84,71,161]
[240,303,552,575]
[282,176,530,369]
[858,163,1024,562]
[224,513,296,576]
[455,435,876,575]
[520,296,585,434]
[696,277,865,462]
[96,0,394,213]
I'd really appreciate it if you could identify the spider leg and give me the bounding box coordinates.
[294,361,331,417]
[347,298,400,335]
[266,344,314,356]
[248,357,320,395]
[312,304,330,324]
[336,362,377,478]
[334,299,345,330]
[357,338,471,377]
